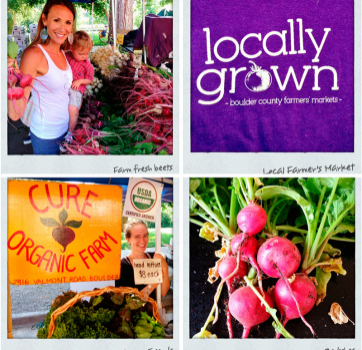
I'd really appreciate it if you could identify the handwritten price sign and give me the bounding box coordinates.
[133,259,163,285]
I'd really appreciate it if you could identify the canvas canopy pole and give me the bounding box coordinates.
[155,200,162,313]
[92,1,94,41]
[112,0,116,48]
[143,0,146,63]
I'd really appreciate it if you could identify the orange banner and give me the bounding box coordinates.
[8,180,122,285]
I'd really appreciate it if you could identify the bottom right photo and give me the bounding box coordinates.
[189,177,355,339]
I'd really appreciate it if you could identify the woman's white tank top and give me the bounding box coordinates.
[30,44,73,139]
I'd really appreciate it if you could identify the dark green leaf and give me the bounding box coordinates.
[306,178,322,195]
[65,220,82,229]
[295,215,307,227]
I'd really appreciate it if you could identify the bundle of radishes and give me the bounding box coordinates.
[7,64,51,121]
[122,65,173,154]
[103,64,173,154]
[190,177,355,339]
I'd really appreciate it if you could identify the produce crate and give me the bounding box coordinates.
[47,286,161,339]
[13,25,25,31]
[12,30,23,36]
[13,34,27,41]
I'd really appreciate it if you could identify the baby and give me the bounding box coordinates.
[65,30,94,135]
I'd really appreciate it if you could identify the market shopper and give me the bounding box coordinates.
[115,220,170,300]
[7,0,75,155]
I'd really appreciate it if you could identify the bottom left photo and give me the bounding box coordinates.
[6,177,174,341]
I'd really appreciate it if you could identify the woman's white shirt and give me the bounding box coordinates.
[30,44,72,139]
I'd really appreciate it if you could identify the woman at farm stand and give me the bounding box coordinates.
[8,0,75,155]
[115,220,170,300]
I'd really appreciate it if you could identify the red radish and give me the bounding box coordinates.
[8,87,24,101]
[231,202,267,253]
[18,73,53,92]
[212,248,243,326]
[218,256,248,338]
[231,235,263,293]
[219,256,248,291]
[163,107,171,116]
[229,286,273,338]
[257,237,301,279]
[257,237,315,336]
[163,125,173,135]
[154,96,161,103]
[163,115,173,123]
[151,130,163,144]
[153,74,161,84]
[19,74,34,88]
[237,202,267,235]
[8,73,18,86]
[154,123,161,131]
[274,275,317,338]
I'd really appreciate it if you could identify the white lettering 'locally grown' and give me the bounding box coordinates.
[197,18,339,105]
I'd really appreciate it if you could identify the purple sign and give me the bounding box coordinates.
[191,0,354,152]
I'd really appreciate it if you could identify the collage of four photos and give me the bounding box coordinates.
[2,0,361,349]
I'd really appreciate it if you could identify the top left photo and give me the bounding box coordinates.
[7,0,173,156]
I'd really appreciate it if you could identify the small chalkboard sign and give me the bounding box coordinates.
[133,259,163,285]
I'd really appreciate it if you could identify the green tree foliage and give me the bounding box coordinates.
[133,0,173,28]
[8,0,173,31]
[146,203,173,228]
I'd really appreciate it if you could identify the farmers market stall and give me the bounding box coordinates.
[189,177,356,339]
[8,178,174,339]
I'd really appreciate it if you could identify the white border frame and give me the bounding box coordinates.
[2,176,179,349]
[2,0,179,175]
[183,0,362,175]
[183,176,361,348]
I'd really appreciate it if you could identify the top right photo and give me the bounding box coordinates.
[191,0,354,153]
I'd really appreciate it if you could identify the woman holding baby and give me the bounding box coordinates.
[7,0,93,155]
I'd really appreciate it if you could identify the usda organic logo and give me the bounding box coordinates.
[130,181,157,212]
